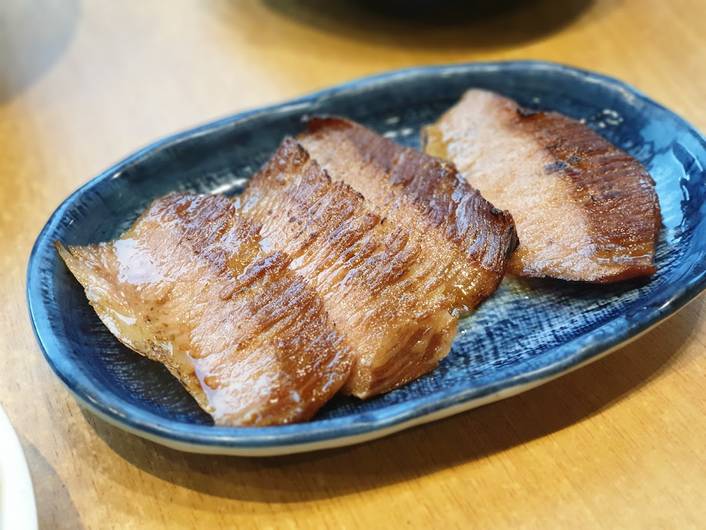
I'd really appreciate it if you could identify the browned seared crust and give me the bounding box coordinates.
[423,89,660,282]
[521,110,660,281]
[57,193,351,426]
[301,116,518,281]
[240,139,458,397]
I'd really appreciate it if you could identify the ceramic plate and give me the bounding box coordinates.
[0,406,37,530]
[27,61,706,456]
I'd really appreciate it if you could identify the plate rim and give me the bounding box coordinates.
[58,305,685,456]
[26,60,706,454]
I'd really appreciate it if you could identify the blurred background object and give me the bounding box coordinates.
[0,0,79,102]
[263,0,592,48]
[0,404,37,530]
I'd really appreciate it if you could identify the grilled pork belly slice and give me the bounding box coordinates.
[298,116,518,311]
[240,138,513,397]
[57,193,351,426]
[423,89,661,282]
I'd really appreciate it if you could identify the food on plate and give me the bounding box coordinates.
[422,89,661,282]
[299,116,518,310]
[57,118,518,424]
[62,98,662,426]
[240,138,514,397]
[57,193,351,426]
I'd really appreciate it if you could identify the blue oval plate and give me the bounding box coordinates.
[27,61,706,456]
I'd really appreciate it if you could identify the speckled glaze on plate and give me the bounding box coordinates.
[27,61,706,456]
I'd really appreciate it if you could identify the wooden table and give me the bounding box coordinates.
[3,0,706,528]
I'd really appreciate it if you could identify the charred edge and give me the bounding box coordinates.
[303,115,352,135]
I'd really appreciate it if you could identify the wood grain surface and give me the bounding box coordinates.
[2,0,706,528]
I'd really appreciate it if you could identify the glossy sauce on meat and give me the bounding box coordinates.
[423,89,660,282]
[58,193,351,426]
